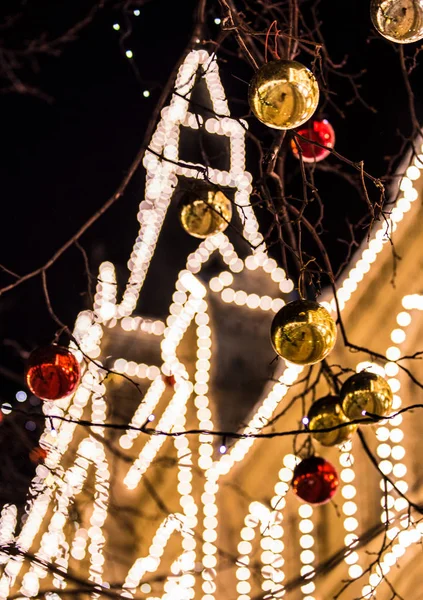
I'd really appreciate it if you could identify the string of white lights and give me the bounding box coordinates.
[235,454,302,599]
[361,294,423,597]
[339,440,362,581]
[7,47,423,599]
[122,515,185,598]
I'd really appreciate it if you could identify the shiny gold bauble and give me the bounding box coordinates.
[371,0,423,43]
[270,300,337,365]
[178,188,232,239]
[340,372,393,420]
[248,60,319,130]
[307,395,357,447]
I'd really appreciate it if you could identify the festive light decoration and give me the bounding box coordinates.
[270,300,337,365]
[25,345,81,401]
[338,441,362,580]
[340,372,393,420]
[178,186,232,238]
[5,46,423,600]
[307,395,357,446]
[370,0,423,43]
[291,119,335,162]
[248,60,319,130]
[292,456,339,505]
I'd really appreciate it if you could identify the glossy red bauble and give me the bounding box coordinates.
[291,119,335,163]
[26,345,81,401]
[292,456,339,504]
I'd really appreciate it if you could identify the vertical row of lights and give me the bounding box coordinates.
[201,474,219,600]
[173,406,196,599]
[338,440,362,580]
[236,501,271,599]
[361,297,422,597]
[298,503,316,600]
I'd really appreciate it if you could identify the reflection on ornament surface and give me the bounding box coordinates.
[340,371,393,420]
[178,188,232,238]
[248,60,319,130]
[292,456,339,504]
[291,119,335,162]
[26,345,81,401]
[307,395,357,446]
[371,0,423,43]
[270,300,337,365]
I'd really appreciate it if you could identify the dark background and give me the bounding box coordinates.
[0,0,421,493]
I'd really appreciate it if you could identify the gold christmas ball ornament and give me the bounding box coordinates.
[307,395,357,447]
[270,300,337,365]
[371,0,423,43]
[178,187,232,239]
[248,60,319,130]
[340,372,393,421]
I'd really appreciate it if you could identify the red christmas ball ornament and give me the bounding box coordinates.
[291,119,335,163]
[292,456,339,505]
[26,345,81,401]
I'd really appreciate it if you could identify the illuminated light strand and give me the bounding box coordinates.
[236,454,300,599]
[0,504,17,565]
[119,378,166,449]
[113,357,161,381]
[0,46,280,597]
[122,515,185,598]
[194,305,214,456]
[328,157,422,316]
[219,287,285,312]
[8,54,423,600]
[94,262,117,323]
[21,438,109,598]
[235,501,271,599]
[0,309,102,593]
[212,149,423,487]
[201,475,219,599]
[120,272,207,452]
[172,405,196,599]
[361,526,423,599]
[297,503,316,600]
[210,364,302,481]
[362,295,423,598]
[117,48,253,318]
[119,315,165,335]
[124,380,192,490]
[338,440,362,580]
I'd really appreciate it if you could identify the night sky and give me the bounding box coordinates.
[0,0,422,478]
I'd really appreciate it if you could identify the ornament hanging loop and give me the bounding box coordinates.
[265,20,281,63]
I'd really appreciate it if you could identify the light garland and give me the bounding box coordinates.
[5,50,423,600]
[360,294,423,598]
